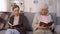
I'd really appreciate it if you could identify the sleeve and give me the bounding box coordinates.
[32,14,39,31]
[8,16,13,28]
[9,16,13,25]
[9,17,11,23]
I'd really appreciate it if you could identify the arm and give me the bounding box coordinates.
[32,14,39,31]
[8,16,15,28]
[8,22,15,26]
[48,15,54,29]
[8,22,13,26]
[8,16,13,26]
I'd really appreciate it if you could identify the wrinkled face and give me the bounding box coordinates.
[13,7,19,16]
[40,6,48,15]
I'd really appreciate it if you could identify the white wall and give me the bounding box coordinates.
[8,0,57,14]
[57,0,60,17]
[24,0,57,13]
[24,0,40,13]
[0,0,9,12]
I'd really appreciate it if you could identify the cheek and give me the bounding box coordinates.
[13,11,17,14]
[41,11,45,13]
[44,11,48,14]
[42,10,47,13]
[14,12,16,14]
[14,11,16,13]
[41,11,46,14]
[16,11,19,13]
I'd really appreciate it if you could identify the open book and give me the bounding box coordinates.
[10,25,20,29]
[39,21,53,27]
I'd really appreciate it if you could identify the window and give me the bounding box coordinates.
[0,0,8,12]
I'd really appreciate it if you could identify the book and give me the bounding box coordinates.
[13,25,20,28]
[10,25,20,29]
[39,21,53,27]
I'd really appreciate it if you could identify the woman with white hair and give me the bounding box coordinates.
[32,3,54,34]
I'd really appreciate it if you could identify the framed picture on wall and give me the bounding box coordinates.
[33,0,38,4]
[48,0,53,6]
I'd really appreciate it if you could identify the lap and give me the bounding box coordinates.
[34,29,52,34]
[6,29,20,34]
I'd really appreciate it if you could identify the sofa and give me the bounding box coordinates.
[24,12,57,34]
[0,12,57,34]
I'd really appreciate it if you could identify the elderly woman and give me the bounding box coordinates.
[32,3,54,34]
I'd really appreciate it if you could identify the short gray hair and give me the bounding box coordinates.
[39,3,48,11]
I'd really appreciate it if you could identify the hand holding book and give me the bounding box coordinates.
[10,25,20,29]
[39,21,53,27]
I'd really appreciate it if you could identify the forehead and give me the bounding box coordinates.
[14,7,19,10]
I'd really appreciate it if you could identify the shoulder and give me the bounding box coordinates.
[48,14,52,17]
[34,13,41,20]
[34,13,40,17]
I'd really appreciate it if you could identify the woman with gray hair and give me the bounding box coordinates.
[32,3,54,34]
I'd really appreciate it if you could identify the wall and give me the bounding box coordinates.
[24,0,57,13]
[56,0,60,25]
[8,0,58,24]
